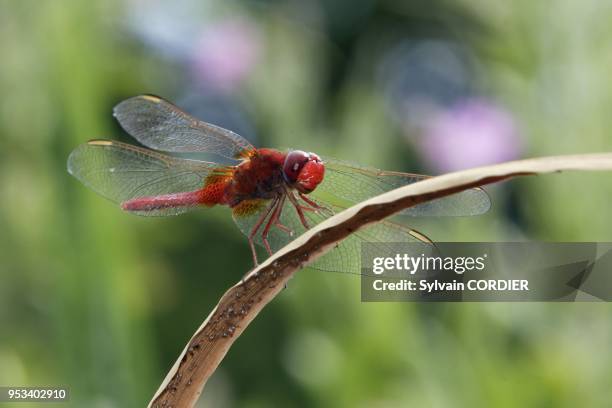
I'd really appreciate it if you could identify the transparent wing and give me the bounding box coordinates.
[315,158,491,216]
[231,157,490,274]
[113,95,255,159]
[232,196,430,275]
[67,140,227,216]
[310,218,430,275]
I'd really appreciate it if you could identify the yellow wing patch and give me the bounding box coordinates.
[232,199,268,217]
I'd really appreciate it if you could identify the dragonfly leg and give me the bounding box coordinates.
[288,193,314,229]
[274,221,293,235]
[299,193,334,215]
[278,197,298,237]
[261,195,285,256]
[286,191,310,229]
[248,240,258,266]
[248,197,278,265]
[271,195,294,236]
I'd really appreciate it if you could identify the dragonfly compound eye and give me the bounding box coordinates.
[283,150,310,183]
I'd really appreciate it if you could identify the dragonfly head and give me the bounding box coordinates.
[283,150,325,194]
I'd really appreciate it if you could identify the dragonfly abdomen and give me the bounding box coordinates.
[121,190,206,212]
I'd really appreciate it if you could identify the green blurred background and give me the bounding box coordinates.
[2,0,612,407]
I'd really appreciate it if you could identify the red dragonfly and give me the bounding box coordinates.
[67,95,490,272]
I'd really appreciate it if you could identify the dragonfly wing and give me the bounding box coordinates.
[315,158,491,217]
[67,140,228,216]
[231,195,430,275]
[113,95,255,159]
[310,219,432,275]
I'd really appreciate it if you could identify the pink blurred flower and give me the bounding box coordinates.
[191,19,262,92]
[417,99,522,173]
